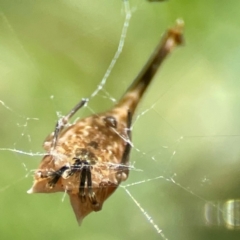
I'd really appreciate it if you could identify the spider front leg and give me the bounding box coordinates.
[46,158,81,188]
[51,98,88,150]
[47,165,70,188]
[85,164,97,204]
[72,158,97,205]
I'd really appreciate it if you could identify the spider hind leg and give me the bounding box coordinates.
[121,110,132,165]
[116,110,132,182]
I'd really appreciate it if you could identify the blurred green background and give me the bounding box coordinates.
[1,0,240,239]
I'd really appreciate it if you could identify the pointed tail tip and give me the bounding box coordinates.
[165,19,185,49]
[171,19,185,46]
[176,18,184,29]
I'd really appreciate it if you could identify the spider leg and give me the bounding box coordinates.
[47,158,82,188]
[79,161,87,201]
[73,158,97,204]
[66,158,81,177]
[121,110,132,164]
[115,110,132,182]
[86,165,97,205]
[47,165,69,188]
[51,98,88,150]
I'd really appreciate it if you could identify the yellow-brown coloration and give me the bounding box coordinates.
[28,21,184,224]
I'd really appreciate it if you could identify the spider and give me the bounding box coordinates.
[28,20,183,224]
[41,110,132,206]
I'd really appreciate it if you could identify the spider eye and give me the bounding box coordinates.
[104,116,117,128]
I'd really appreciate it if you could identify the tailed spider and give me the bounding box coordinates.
[28,21,183,224]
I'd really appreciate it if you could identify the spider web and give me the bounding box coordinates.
[1,1,240,240]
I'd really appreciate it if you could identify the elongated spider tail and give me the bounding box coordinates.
[115,19,184,114]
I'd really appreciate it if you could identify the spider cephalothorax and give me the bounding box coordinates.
[28,21,183,224]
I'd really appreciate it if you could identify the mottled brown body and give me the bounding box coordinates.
[28,21,183,224]
[31,111,130,220]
